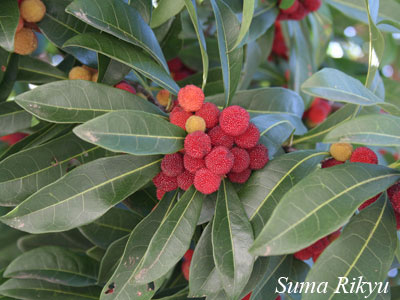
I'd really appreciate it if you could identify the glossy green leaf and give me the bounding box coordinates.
[4,246,99,287]
[97,54,131,86]
[0,48,10,84]
[73,110,185,155]
[134,187,204,284]
[66,0,169,72]
[16,80,164,124]
[0,0,19,52]
[150,0,185,28]
[189,222,222,297]
[86,246,105,262]
[0,279,101,300]
[210,0,244,107]
[232,0,255,49]
[16,56,68,84]
[124,187,158,218]
[250,163,400,256]
[129,0,152,24]
[207,87,304,118]
[79,207,142,249]
[184,0,209,89]
[38,0,97,66]
[324,114,400,146]
[97,235,128,284]
[0,132,108,206]
[240,151,328,236]
[301,68,384,105]
[212,180,254,299]
[101,191,177,300]
[303,195,397,300]
[0,155,161,233]
[0,54,19,102]
[250,255,291,300]
[0,102,32,136]
[292,104,359,145]
[247,5,278,43]
[64,33,179,94]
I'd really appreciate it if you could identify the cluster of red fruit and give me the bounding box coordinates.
[278,0,321,21]
[152,85,269,199]
[269,22,288,60]
[167,58,195,81]
[303,98,332,127]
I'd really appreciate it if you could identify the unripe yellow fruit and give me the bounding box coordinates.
[68,66,92,81]
[330,143,353,162]
[156,89,170,106]
[14,28,37,55]
[185,116,206,134]
[20,0,46,23]
[91,72,98,82]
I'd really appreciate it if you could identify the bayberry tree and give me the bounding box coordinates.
[0,0,400,299]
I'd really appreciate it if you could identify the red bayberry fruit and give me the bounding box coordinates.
[177,171,194,191]
[288,2,308,20]
[350,147,378,164]
[219,105,250,136]
[184,131,212,159]
[152,172,178,192]
[170,106,192,130]
[183,154,205,173]
[280,0,299,14]
[294,248,313,260]
[208,126,234,149]
[0,133,28,145]
[359,194,381,210]
[307,105,330,124]
[195,102,220,129]
[235,123,260,149]
[178,85,205,112]
[388,183,400,214]
[228,168,252,184]
[156,189,166,200]
[231,147,250,173]
[181,249,194,281]
[114,81,136,94]
[194,168,221,194]
[303,0,322,11]
[161,153,184,177]
[167,58,183,72]
[205,146,234,175]
[396,211,400,230]
[321,158,344,168]
[242,293,252,300]
[249,144,269,170]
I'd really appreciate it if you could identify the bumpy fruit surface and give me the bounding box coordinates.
[115,81,136,94]
[184,131,212,159]
[14,28,37,55]
[235,123,260,149]
[181,249,194,280]
[194,168,221,194]
[350,147,378,164]
[359,194,380,211]
[68,66,92,81]
[329,143,353,162]
[170,107,192,130]
[228,168,251,184]
[161,153,184,177]
[152,172,178,192]
[231,147,250,173]
[178,84,205,112]
[219,105,250,136]
[208,126,234,149]
[249,144,269,170]
[185,116,206,134]
[321,158,344,168]
[156,89,170,106]
[388,183,400,214]
[177,171,194,191]
[183,154,205,173]
[205,146,234,175]
[195,103,220,129]
[20,0,46,22]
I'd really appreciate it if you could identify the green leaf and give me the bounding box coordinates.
[0,54,19,103]
[38,0,97,66]
[240,151,328,236]
[4,246,99,287]
[73,110,185,155]
[301,68,384,105]
[0,155,161,233]
[129,0,152,24]
[66,0,169,72]
[0,102,32,136]
[0,0,19,52]
[0,279,101,300]
[64,33,179,94]
[212,180,254,299]
[97,235,128,284]
[134,186,204,284]
[232,0,255,49]
[207,87,304,118]
[250,255,291,300]
[324,114,400,146]
[16,56,68,84]
[86,246,105,262]
[150,0,185,28]
[292,104,359,145]
[79,207,142,249]
[247,5,278,44]
[0,132,108,206]
[184,0,209,89]
[16,80,164,124]
[250,163,400,256]
[97,54,131,86]
[279,0,295,9]
[303,194,397,300]
[101,191,177,300]
[210,0,244,107]
[189,222,223,297]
